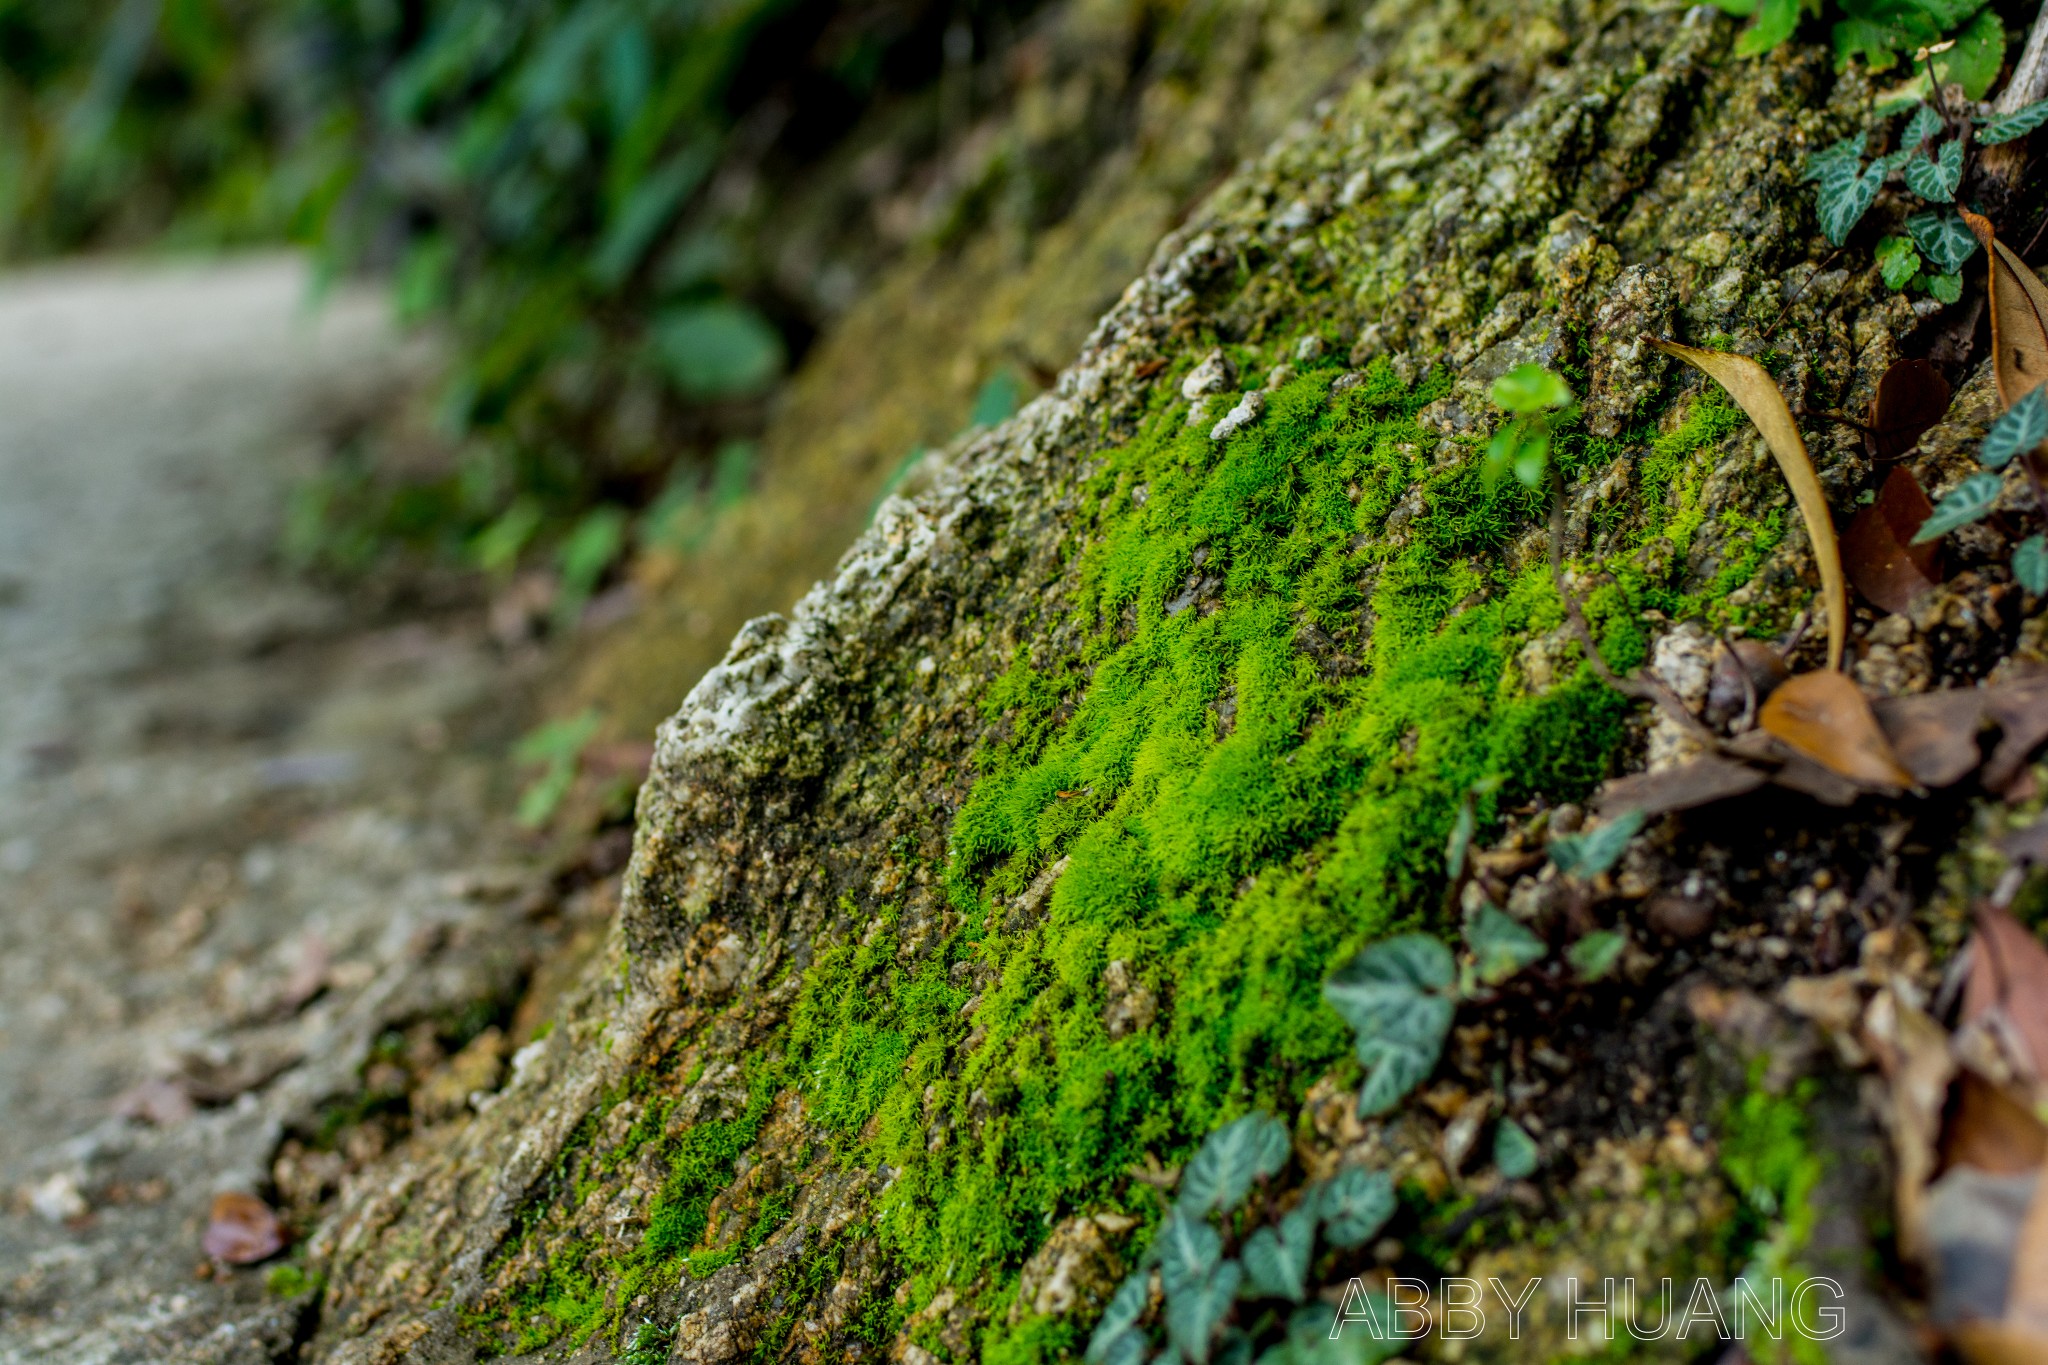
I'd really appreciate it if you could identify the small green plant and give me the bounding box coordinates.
[1716,0,2006,93]
[1547,808,1645,879]
[1084,1116,1401,1365]
[514,708,603,828]
[1916,383,2048,590]
[621,1317,675,1365]
[1483,364,1575,489]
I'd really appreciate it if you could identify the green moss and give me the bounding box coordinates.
[475,346,1759,1359]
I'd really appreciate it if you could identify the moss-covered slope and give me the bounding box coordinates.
[305,2,2016,1361]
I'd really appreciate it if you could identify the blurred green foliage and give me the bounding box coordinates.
[2,0,1037,593]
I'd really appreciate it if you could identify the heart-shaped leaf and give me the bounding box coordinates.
[1867,357,1950,462]
[1088,1274,1152,1363]
[1843,466,1940,613]
[1876,234,1922,290]
[1464,904,1547,985]
[1903,139,1963,203]
[1909,209,1982,276]
[1156,1211,1223,1296]
[1985,386,2048,469]
[1912,471,2004,544]
[2016,535,2048,594]
[1240,1206,1315,1302]
[1548,809,1645,879]
[1164,1260,1241,1365]
[1311,1166,1396,1248]
[1178,1113,1291,1216]
[1566,929,1628,982]
[1325,937,1455,1115]
[1495,1117,1541,1178]
[1978,99,2048,146]
[1901,101,1943,149]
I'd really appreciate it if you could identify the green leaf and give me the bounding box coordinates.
[652,300,784,398]
[1815,161,1883,244]
[1093,1331,1147,1365]
[555,503,628,630]
[1165,1261,1241,1365]
[1240,1208,1315,1302]
[1324,936,1455,1114]
[1179,1114,1292,1216]
[1735,0,1805,55]
[1907,208,1980,274]
[1088,1276,1152,1363]
[1354,1020,1451,1115]
[1983,386,2048,468]
[1900,101,1943,149]
[1155,1212,1223,1293]
[1464,905,1547,985]
[1921,271,1963,303]
[1514,431,1552,489]
[1444,799,1476,881]
[1911,470,2004,542]
[1548,809,1645,879]
[1323,935,1455,1021]
[2017,536,2048,593]
[589,143,714,289]
[1311,1167,1396,1248]
[1490,363,1572,414]
[1566,929,1629,982]
[1495,1118,1541,1179]
[1802,133,1866,184]
[1979,99,2048,146]
[1903,138,1963,202]
[1938,8,2007,100]
[1875,235,1921,290]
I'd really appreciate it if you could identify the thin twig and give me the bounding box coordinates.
[1548,469,1718,743]
[1720,631,1760,735]
[1763,249,1844,343]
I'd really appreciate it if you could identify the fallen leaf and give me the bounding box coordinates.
[1843,466,1942,613]
[1962,906,2048,1082]
[1759,670,1916,790]
[1873,688,1987,787]
[1649,340,1847,670]
[1984,674,2048,793]
[1592,753,1769,819]
[1868,357,1954,462]
[1963,210,2048,408]
[1767,750,1870,805]
[1704,637,1789,729]
[1864,984,1958,1264]
[1943,1072,2048,1174]
[202,1191,286,1264]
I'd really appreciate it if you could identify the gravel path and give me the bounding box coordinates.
[0,254,559,1362]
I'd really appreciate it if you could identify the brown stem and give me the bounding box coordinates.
[1548,468,1717,743]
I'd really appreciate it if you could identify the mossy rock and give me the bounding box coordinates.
[304,1,2028,1361]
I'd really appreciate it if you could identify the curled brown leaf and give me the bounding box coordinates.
[1758,669,1916,790]
[1648,339,1847,670]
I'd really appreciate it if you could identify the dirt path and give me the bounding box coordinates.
[0,255,562,1362]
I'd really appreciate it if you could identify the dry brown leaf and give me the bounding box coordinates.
[1703,637,1788,728]
[1943,1072,2048,1174]
[1591,752,1769,819]
[1872,687,1988,788]
[201,1190,286,1264]
[1758,669,1916,790]
[1964,210,2048,407]
[1649,339,1847,671]
[1985,674,2048,793]
[1868,357,1954,462]
[1963,906,2048,1081]
[1843,466,1942,614]
[1865,984,1960,1264]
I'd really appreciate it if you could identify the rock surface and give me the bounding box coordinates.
[300,2,2022,1362]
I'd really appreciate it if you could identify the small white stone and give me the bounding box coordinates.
[1209,391,1265,442]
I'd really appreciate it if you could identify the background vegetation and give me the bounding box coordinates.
[0,0,1049,588]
